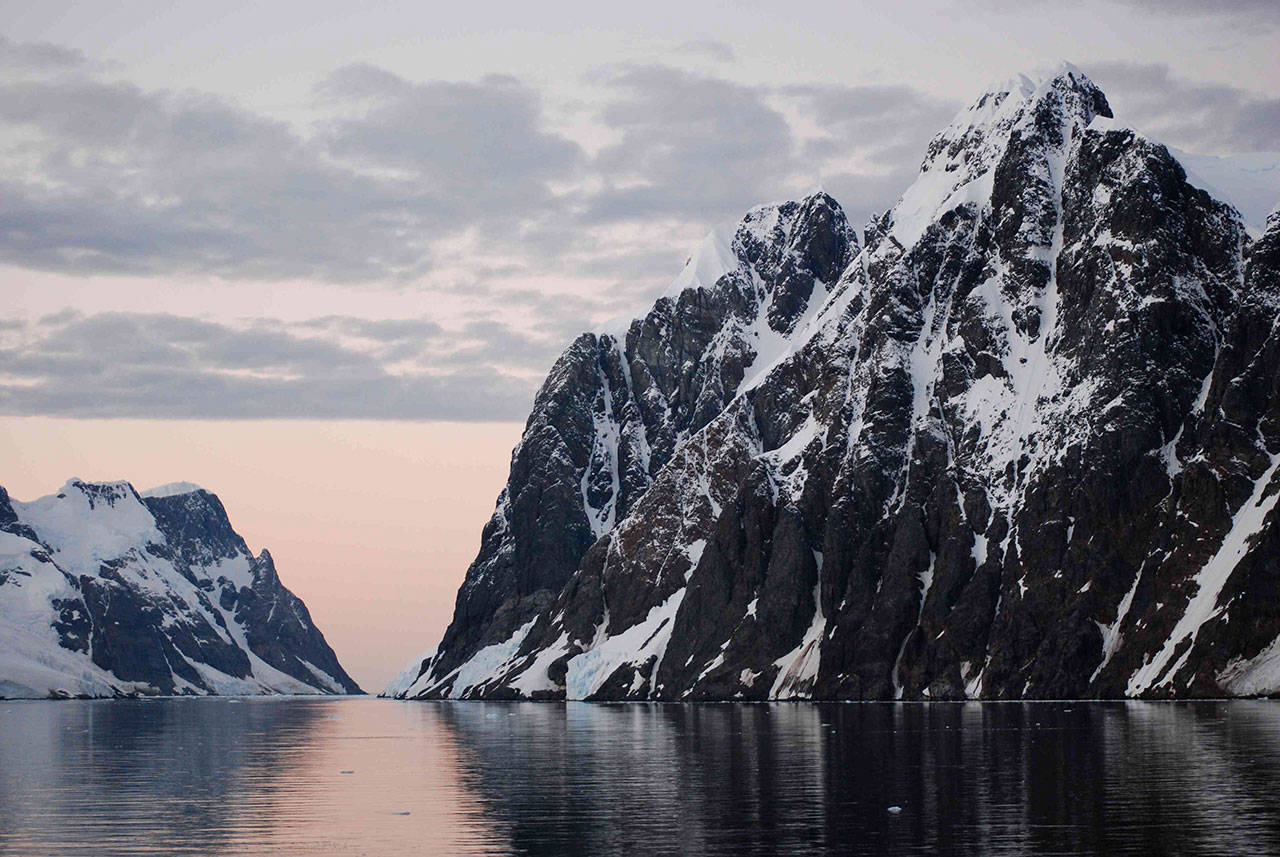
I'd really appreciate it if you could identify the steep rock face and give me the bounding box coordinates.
[0,479,360,698]
[387,64,1280,701]
[415,193,856,696]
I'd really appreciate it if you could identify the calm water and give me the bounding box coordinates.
[2,698,1280,855]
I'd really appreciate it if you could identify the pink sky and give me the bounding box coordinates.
[0,417,522,692]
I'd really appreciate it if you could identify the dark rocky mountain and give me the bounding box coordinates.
[0,479,361,697]
[386,64,1280,701]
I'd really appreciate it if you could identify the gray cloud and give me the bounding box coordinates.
[0,47,958,424]
[818,168,923,236]
[0,35,88,72]
[678,40,737,63]
[1089,61,1280,154]
[585,65,799,224]
[300,315,444,343]
[778,81,957,226]
[21,35,1273,422]
[321,68,583,218]
[576,67,960,237]
[1113,0,1280,19]
[0,58,582,282]
[0,311,571,421]
[961,0,1279,21]
[0,36,959,293]
[782,83,956,169]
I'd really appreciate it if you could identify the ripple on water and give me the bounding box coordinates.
[1,698,1279,855]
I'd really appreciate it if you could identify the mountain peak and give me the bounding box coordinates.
[977,60,1094,102]
[61,478,137,501]
[646,190,852,318]
[885,62,1110,250]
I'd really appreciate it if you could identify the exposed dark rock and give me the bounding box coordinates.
[386,65,1280,702]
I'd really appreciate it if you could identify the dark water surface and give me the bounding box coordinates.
[2,698,1279,855]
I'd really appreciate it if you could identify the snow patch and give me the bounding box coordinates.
[565,587,686,699]
[141,481,205,498]
[1128,453,1280,695]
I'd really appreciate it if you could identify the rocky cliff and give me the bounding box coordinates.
[387,64,1280,701]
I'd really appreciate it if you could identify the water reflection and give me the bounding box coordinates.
[3,699,1280,855]
[435,701,1280,856]
[0,698,510,855]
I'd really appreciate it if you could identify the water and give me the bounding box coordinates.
[3,698,1280,855]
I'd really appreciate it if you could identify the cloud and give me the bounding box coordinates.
[580,65,958,231]
[584,64,799,224]
[1111,0,1280,20]
[959,0,1280,22]
[300,315,444,343]
[782,83,955,168]
[0,36,958,295]
[0,55,582,282]
[0,35,88,72]
[320,68,584,216]
[678,40,737,63]
[0,311,576,421]
[1089,61,1280,154]
[776,81,956,225]
[0,39,1019,422]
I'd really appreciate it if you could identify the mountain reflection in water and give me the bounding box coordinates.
[2,698,1278,855]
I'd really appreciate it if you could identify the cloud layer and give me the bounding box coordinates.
[0,40,958,286]
[0,310,568,420]
[2,35,1277,420]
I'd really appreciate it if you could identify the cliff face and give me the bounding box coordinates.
[0,479,360,698]
[388,65,1280,701]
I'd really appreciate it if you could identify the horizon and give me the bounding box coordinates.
[4,0,1280,692]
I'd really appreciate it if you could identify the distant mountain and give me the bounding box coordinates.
[386,63,1280,701]
[0,479,360,698]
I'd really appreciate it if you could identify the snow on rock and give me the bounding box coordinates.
[1129,455,1280,696]
[381,645,438,698]
[390,63,1280,702]
[565,586,687,700]
[140,481,205,498]
[0,480,361,698]
[664,223,738,298]
[889,61,1108,250]
[1170,148,1280,238]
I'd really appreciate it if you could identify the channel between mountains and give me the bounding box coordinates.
[386,63,1280,702]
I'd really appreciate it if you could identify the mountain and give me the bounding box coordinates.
[0,479,361,698]
[386,63,1280,701]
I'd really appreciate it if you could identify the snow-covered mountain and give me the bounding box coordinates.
[386,63,1280,701]
[0,479,361,698]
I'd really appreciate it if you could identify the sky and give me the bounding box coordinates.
[1,0,1278,691]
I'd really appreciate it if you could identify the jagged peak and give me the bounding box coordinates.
[58,478,142,508]
[974,61,1094,106]
[965,61,1108,121]
[662,222,737,299]
[885,62,1110,250]
[661,191,848,300]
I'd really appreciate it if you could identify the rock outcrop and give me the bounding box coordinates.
[387,64,1280,701]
